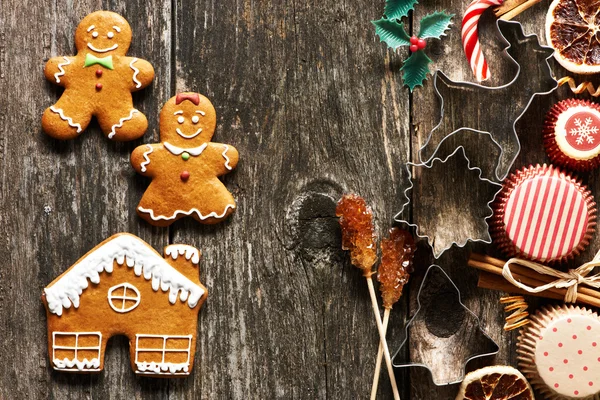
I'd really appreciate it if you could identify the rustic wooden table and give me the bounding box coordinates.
[1,0,593,398]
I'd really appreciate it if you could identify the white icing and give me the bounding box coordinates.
[135,361,190,374]
[108,109,139,139]
[222,145,233,170]
[140,144,153,172]
[54,56,71,83]
[113,26,121,33]
[54,357,100,371]
[134,334,192,375]
[174,110,183,115]
[196,110,205,116]
[139,203,235,222]
[87,25,95,32]
[177,116,184,124]
[176,127,202,139]
[44,234,205,316]
[165,245,200,265]
[191,115,199,124]
[107,282,140,313]
[555,105,600,160]
[52,331,102,371]
[130,57,142,89]
[164,142,207,156]
[107,31,114,39]
[92,31,99,38]
[49,106,82,133]
[87,43,118,53]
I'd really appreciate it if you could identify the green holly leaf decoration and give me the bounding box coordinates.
[418,11,454,39]
[372,18,412,49]
[384,0,418,20]
[400,50,432,92]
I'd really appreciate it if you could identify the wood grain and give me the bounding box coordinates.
[0,0,588,398]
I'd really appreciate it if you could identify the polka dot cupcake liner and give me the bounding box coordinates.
[517,304,600,399]
[490,164,596,263]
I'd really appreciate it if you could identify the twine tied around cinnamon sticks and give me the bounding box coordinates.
[502,252,600,303]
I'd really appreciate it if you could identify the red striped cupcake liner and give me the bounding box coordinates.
[490,164,596,263]
[543,99,600,172]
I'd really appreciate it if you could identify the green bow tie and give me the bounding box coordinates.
[84,54,114,70]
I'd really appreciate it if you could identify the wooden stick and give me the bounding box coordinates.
[370,307,391,400]
[366,277,400,400]
[468,255,600,308]
[493,0,528,16]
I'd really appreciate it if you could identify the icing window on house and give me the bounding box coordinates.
[135,334,193,375]
[52,332,102,371]
[107,283,141,313]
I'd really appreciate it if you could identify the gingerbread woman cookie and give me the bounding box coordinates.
[131,92,239,226]
[42,11,154,141]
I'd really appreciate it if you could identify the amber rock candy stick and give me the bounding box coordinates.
[336,194,400,400]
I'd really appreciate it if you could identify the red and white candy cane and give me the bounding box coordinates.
[462,0,503,82]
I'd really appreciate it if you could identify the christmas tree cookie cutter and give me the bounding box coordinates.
[394,146,502,258]
[419,19,557,181]
[392,264,500,385]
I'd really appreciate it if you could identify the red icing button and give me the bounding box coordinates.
[180,171,190,181]
[96,69,103,77]
[95,83,102,90]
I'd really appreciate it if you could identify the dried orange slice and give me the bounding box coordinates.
[546,0,600,74]
[455,366,534,400]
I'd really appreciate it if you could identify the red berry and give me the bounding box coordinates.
[95,83,102,90]
[410,36,418,45]
[417,39,426,49]
[96,69,103,77]
[180,171,190,181]
[409,44,418,53]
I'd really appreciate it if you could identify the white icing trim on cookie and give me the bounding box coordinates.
[49,106,82,133]
[222,145,232,170]
[138,203,235,221]
[54,56,71,83]
[135,361,190,375]
[176,127,202,139]
[54,357,100,371]
[164,142,207,156]
[44,234,205,316]
[140,144,153,172]
[108,109,139,139]
[134,333,192,375]
[165,245,200,264]
[87,43,118,53]
[130,57,142,88]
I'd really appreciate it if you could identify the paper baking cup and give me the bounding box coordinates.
[544,99,600,172]
[490,164,596,263]
[517,304,600,400]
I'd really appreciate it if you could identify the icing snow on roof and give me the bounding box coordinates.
[165,244,200,264]
[44,235,205,316]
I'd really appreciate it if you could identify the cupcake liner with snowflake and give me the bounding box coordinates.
[372,0,453,91]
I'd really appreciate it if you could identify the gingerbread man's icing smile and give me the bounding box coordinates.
[42,11,154,141]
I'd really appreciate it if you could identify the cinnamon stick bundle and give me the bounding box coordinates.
[468,253,600,308]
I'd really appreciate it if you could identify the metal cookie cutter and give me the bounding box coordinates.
[395,146,502,258]
[419,19,557,182]
[392,265,500,385]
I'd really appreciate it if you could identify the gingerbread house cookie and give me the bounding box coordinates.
[42,11,154,141]
[131,92,239,226]
[42,233,207,377]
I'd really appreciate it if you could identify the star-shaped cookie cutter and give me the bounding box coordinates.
[419,19,557,182]
[394,146,502,258]
[392,264,500,385]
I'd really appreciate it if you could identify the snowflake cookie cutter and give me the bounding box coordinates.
[394,146,502,258]
[419,19,558,182]
[392,264,500,385]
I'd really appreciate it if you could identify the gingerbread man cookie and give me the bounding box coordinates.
[42,11,154,141]
[131,93,239,226]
